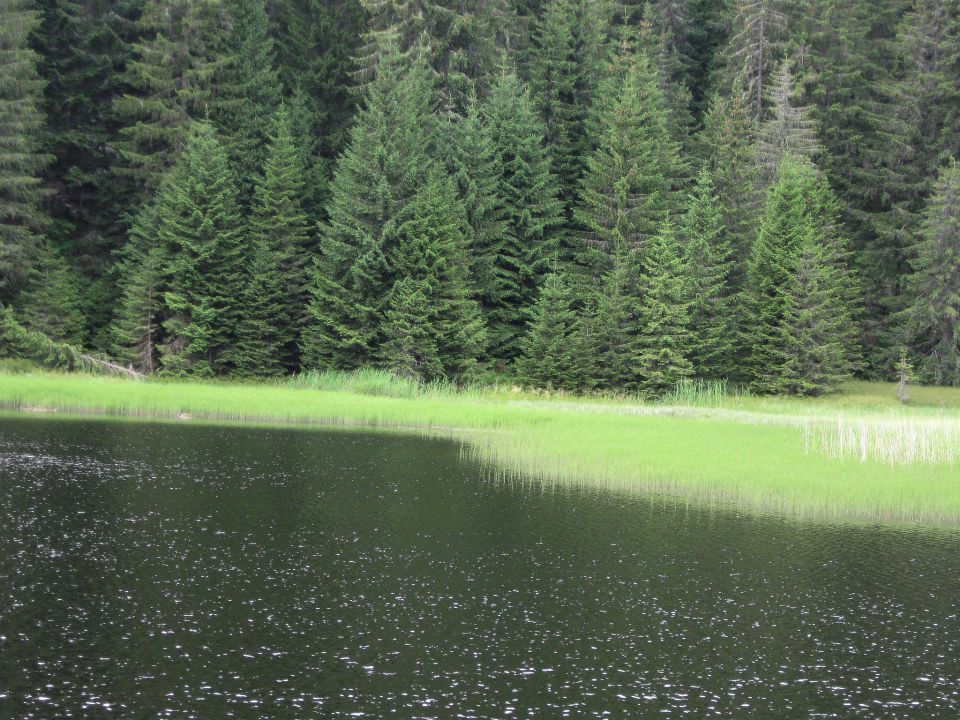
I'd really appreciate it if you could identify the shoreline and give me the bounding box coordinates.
[2,371,959,526]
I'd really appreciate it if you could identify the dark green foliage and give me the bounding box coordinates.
[481,63,564,360]
[148,122,246,376]
[695,87,761,286]
[745,157,858,394]
[771,229,856,395]
[900,162,960,385]
[581,249,644,390]
[681,169,736,378]
[575,47,687,274]
[378,177,486,380]
[112,0,226,197]
[229,239,290,376]
[250,105,311,365]
[356,0,501,113]
[271,0,363,162]
[526,0,606,204]
[32,0,138,269]
[635,220,693,396]
[440,98,506,307]
[17,239,85,344]
[516,270,579,390]
[7,0,954,389]
[213,0,280,199]
[0,0,51,299]
[112,212,164,373]
[303,49,438,370]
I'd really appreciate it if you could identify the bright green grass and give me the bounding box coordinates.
[2,371,959,525]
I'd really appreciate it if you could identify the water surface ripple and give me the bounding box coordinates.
[0,417,958,718]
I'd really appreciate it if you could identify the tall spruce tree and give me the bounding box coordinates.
[355,0,501,113]
[250,105,312,366]
[635,220,693,395]
[31,0,138,266]
[112,0,226,198]
[695,86,762,287]
[0,0,51,300]
[900,161,960,385]
[575,47,687,275]
[745,157,857,392]
[526,0,606,205]
[587,248,645,390]
[480,63,564,360]
[771,228,856,395]
[719,0,791,121]
[112,208,165,373]
[228,238,290,376]
[152,122,245,376]
[213,0,281,199]
[440,98,507,309]
[303,49,438,370]
[681,170,736,378]
[271,0,364,163]
[378,176,486,380]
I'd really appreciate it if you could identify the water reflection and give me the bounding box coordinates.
[0,417,958,718]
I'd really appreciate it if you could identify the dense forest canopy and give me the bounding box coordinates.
[2,0,959,394]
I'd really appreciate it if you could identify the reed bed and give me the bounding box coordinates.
[2,370,960,525]
[804,414,960,465]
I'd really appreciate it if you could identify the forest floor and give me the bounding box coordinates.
[2,370,959,526]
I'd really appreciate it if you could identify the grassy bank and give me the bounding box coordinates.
[1,370,959,525]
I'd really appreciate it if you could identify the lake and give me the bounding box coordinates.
[1,416,958,718]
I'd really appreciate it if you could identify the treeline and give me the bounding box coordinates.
[2,0,959,394]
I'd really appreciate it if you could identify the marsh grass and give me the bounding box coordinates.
[804,415,960,465]
[2,370,960,525]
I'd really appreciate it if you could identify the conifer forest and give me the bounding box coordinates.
[3,0,960,395]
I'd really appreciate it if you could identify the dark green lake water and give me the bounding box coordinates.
[1,416,958,719]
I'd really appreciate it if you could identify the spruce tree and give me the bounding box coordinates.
[900,161,960,385]
[271,0,364,163]
[720,0,791,121]
[587,248,645,390]
[0,0,51,299]
[303,49,438,370]
[695,86,762,287]
[228,239,290,377]
[772,230,855,395]
[151,122,245,376]
[355,0,501,113]
[250,105,312,366]
[745,157,858,392]
[31,0,138,266]
[112,209,165,374]
[516,270,580,390]
[440,98,507,309]
[378,177,486,380]
[575,47,687,275]
[17,240,85,345]
[112,0,226,197]
[213,0,281,199]
[681,170,736,378]
[635,220,693,396]
[526,0,606,205]
[754,62,822,189]
[480,63,564,360]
